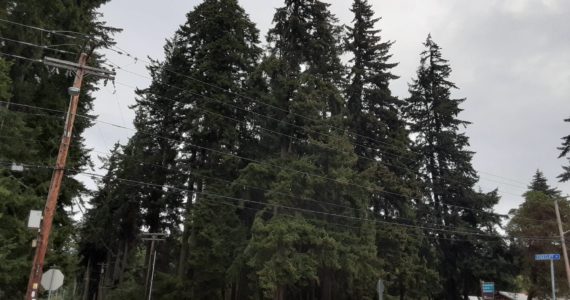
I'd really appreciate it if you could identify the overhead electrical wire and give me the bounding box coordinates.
[0,120,536,235]
[0,96,544,223]
[0,29,536,192]
[102,47,557,193]
[0,116,559,232]
[0,100,518,220]
[0,122,553,232]
[0,49,558,232]
[0,19,561,191]
[0,36,77,55]
[103,59,532,193]
[117,81,533,198]
[0,160,561,242]
[0,51,42,63]
[113,76,529,196]
[0,18,92,41]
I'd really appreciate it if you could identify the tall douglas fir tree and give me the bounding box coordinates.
[173,0,262,298]
[79,0,263,299]
[405,35,510,299]
[345,1,437,298]
[239,0,379,299]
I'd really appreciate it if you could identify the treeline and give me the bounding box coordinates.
[1,0,570,300]
[78,0,511,299]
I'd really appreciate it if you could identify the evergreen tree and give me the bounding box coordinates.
[405,35,506,299]
[528,169,560,197]
[238,1,379,298]
[78,142,150,299]
[171,0,262,298]
[80,0,263,298]
[507,174,568,299]
[79,41,188,298]
[346,0,399,169]
[0,58,42,297]
[0,0,118,297]
[558,118,570,182]
[345,1,436,298]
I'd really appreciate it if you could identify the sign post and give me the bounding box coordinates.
[551,260,556,300]
[40,268,64,300]
[376,279,384,300]
[481,282,495,300]
[535,253,560,300]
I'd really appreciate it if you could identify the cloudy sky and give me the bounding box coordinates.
[83,0,570,215]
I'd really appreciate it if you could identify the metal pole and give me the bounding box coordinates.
[555,199,570,290]
[148,248,158,300]
[25,53,88,300]
[551,259,556,300]
[47,271,54,300]
[144,238,156,299]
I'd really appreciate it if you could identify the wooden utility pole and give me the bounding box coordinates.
[554,199,570,290]
[142,233,165,300]
[25,53,114,300]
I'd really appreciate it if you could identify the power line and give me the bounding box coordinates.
[0,51,42,63]
[0,100,95,119]
[106,59,534,194]
[0,160,560,242]
[112,81,416,174]
[106,46,408,155]
[0,101,537,222]
[0,121,533,235]
[104,62,408,168]
[3,124,554,233]
[105,47,542,191]
[0,18,92,41]
[0,101,551,231]
[0,36,77,55]
[104,59,412,162]
[195,197,518,245]
[114,78,531,196]
[1,50,534,198]
[0,25,543,191]
[0,53,545,226]
[0,122,503,235]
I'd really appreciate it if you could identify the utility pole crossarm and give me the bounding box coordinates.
[43,56,115,80]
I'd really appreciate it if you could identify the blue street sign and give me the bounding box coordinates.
[482,282,494,293]
[535,254,561,261]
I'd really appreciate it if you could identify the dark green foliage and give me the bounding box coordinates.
[172,0,262,297]
[558,118,570,182]
[0,0,541,299]
[0,0,117,297]
[507,174,569,299]
[230,1,383,299]
[0,58,43,298]
[405,35,511,299]
[79,0,263,298]
[528,169,560,197]
[346,0,399,169]
[345,1,436,298]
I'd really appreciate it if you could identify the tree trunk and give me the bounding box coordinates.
[178,178,195,278]
[274,286,285,300]
[82,257,91,300]
[118,243,130,284]
[320,269,333,300]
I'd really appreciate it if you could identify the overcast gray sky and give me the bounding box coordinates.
[83,0,570,215]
